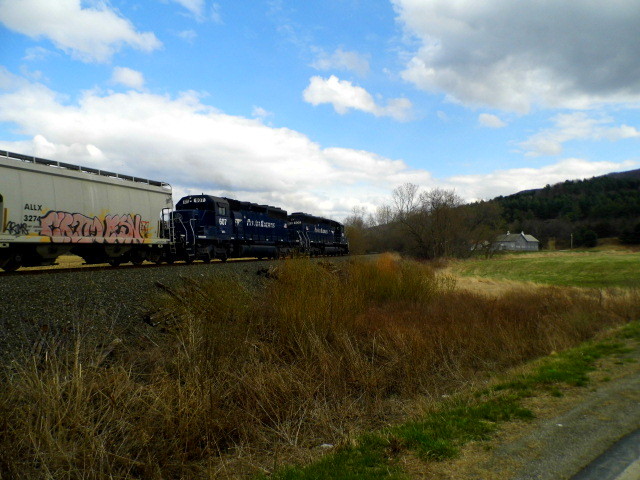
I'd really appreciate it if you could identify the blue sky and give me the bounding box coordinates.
[1,0,639,219]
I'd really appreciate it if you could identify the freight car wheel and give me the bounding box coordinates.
[108,259,123,267]
[130,250,146,266]
[130,256,144,266]
[1,254,22,272]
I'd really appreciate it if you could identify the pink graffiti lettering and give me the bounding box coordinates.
[40,211,146,244]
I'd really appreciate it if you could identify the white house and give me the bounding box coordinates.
[494,231,539,251]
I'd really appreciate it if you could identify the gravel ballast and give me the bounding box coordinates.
[0,258,351,365]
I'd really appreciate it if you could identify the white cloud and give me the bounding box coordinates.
[0,70,421,217]
[18,65,46,82]
[23,46,57,61]
[252,106,273,120]
[0,0,161,63]
[436,110,449,122]
[111,67,145,90]
[478,113,506,128]
[178,30,197,42]
[393,0,640,112]
[446,158,639,201]
[0,71,636,218]
[210,3,222,24]
[171,0,205,19]
[311,48,370,76]
[303,75,412,121]
[520,113,640,157]
[170,0,221,23]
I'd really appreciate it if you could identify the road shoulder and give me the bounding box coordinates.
[410,332,640,480]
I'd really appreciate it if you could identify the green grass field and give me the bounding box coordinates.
[452,250,640,288]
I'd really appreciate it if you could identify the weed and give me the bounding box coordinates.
[265,435,407,480]
[393,396,533,461]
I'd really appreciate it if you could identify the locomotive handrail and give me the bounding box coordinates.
[189,219,197,248]
[0,150,171,189]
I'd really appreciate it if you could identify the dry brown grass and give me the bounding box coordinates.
[1,253,638,479]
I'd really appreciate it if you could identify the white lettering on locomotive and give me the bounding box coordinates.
[246,219,276,228]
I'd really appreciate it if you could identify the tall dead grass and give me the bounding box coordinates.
[1,253,638,479]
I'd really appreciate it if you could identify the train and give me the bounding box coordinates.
[0,150,349,272]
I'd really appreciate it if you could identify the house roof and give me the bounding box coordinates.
[495,231,539,243]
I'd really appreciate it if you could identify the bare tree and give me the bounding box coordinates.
[392,183,420,220]
[419,188,464,258]
[390,185,501,259]
[344,206,372,254]
[375,204,394,225]
[461,201,504,257]
[390,183,429,256]
[344,206,368,229]
[345,185,503,259]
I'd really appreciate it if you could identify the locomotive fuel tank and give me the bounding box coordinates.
[0,150,172,271]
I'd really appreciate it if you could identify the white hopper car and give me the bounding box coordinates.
[0,150,173,271]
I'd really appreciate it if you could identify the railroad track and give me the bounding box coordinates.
[0,254,352,277]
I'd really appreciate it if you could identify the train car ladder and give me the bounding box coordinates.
[162,208,177,254]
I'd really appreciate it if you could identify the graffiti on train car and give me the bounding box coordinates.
[4,221,29,235]
[39,211,150,244]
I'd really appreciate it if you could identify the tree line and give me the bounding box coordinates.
[345,171,640,258]
[494,172,640,248]
[344,184,503,258]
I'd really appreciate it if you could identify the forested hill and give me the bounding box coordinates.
[492,169,640,246]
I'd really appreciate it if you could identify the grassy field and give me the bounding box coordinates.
[451,249,640,288]
[2,253,639,479]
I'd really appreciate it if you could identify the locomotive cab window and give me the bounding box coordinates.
[218,206,227,216]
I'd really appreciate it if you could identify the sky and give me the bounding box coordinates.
[1,0,640,220]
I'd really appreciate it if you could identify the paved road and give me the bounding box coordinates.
[498,348,640,480]
[430,343,640,480]
[571,429,640,480]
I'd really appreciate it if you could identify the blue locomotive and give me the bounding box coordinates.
[166,195,349,263]
[288,212,349,256]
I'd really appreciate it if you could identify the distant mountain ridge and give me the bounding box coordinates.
[603,168,640,180]
[511,168,640,196]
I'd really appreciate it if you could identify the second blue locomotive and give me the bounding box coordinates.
[166,195,349,263]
